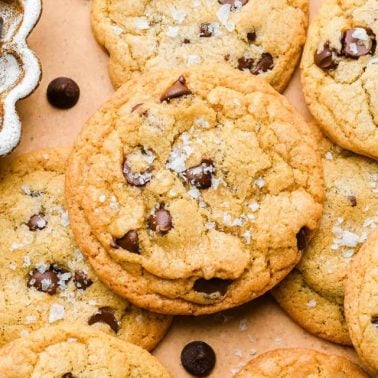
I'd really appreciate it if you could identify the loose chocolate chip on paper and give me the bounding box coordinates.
[74,271,93,290]
[296,227,308,251]
[115,230,140,253]
[181,341,216,377]
[47,77,80,109]
[342,28,376,58]
[238,57,254,71]
[123,159,152,187]
[200,23,213,37]
[160,75,192,102]
[148,208,173,234]
[27,213,47,231]
[314,43,337,69]
[184,159,215,189]
[193,278,231,295]
[252,53,274,74]
[88,307,120,333]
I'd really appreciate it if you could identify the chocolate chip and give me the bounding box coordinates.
[347,195,357,207]
[200,23,213,37]
[247,31,256,42]
[252,53,274,74]
[342,28,376,58]
[218,0,248,6]
[148,207,173,234]
[314,43,337,69]
[74,271,93,290]
[62,374,74,378]
[238,57,254,70]
[0,17,3,39]
[123,159,152,187]
[27,268,59,295]
[114,230,140,253]
[296,227,308,251]
[47,77,80,109]
[371,315,378,326]
[160,75,192,102]
[88,307,120,333]
[183,38,191,44]
[27,213,47,231]
[193,278,231,296]
[224,54,230,61]
[181,341,216,377]
[183,159,215,189]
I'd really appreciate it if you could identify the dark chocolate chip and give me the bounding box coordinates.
[200,23,213,37]
[74,271,93,290]
[114,230,140,253]
[371,315,378,326]
[181,341,216,377]
[88,307,120,333]
[218,0,248,6]
[27,268,59,295]
[27,213,47,231]
[252,53,274,74]
[238,57,254,71]
[224,54,230,61]
[314,43,337,69]
[47,77,80,109]
[183,159,214,189]
[342,28,376,58]
[160,75,192,102]
[62,374,74,378]
[347,195,357,207]
[247,31,256,42]
[183,38,191,44]
[148,207,173,234]
[296,227,308,251]
[193,278,231,296]
[123,159,152,187]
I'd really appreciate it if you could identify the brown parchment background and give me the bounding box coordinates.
[11,0,362,376]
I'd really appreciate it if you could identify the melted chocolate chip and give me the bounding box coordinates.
[123,159,152,187]
[247,31,256,42]
[193,278,231,296]
[148,208,173,234]
[74,271,93,290]
[88,307,120,333]
[238,57,254,71]
[27,268,59,295]
[47,77,80,109]
[184,159,214,189]
[347,195,357,207]
[181,341,216,377]
[27,213,47,231]
[218,0,248,6]
[115,230,140,253]
[314,43,337,69]
[296,227,308,251]
[160,75,192,102]
[371,315,378,326]
[200,23,213,37]
[252,53,274,74]
[342,28,376,58]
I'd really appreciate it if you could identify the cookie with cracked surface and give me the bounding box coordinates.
[0,324,171,378]
[345,229,378,375]
[0,149,171,350]
[65,65,323,315]
[234,348,368,377]
[273,135,378,345]
[301,0,378,159]
[91,0,308,92]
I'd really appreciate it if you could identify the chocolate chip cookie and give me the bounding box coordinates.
[0,149,171,350]
[66,65,323,315]
[91,0,308,92]
[273,133,378,344]
[301,0,378,159]
[0,324,171,377]
[345,229,378,375]
[234,348,368,377]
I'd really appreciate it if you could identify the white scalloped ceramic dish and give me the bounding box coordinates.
[0,0,41,156]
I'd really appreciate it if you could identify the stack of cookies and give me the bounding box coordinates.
[0,0,376,376]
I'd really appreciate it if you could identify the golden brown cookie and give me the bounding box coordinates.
[235,348,368,377]
[91,0,308,92]
[345,229,378,375]
[0,324,171,377]
[66,65,323,315]
[0,149,171,350]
